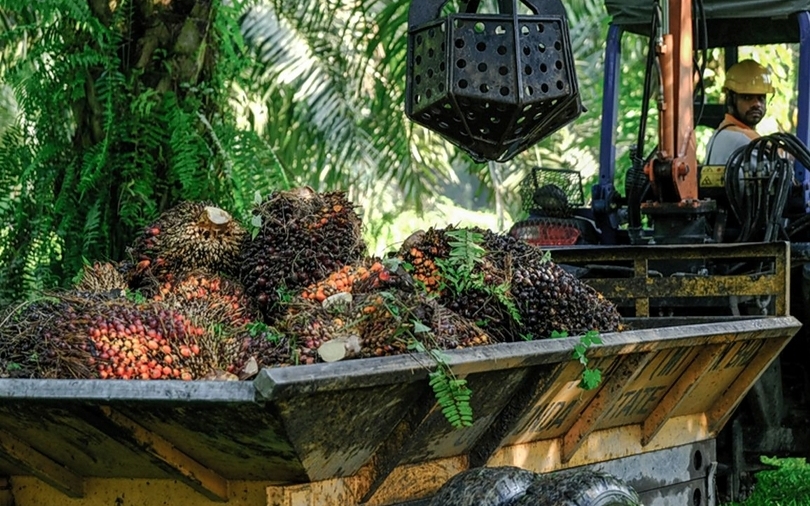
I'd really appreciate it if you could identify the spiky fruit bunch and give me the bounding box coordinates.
[353,291,493,357]
[150,272,256,327]
[240,188,367,319]
[126,201,245,286]
[74,262,128,296]
[353,293,407,358]
[397,226,519,341]
[0,295,213,380]
[85,302,204,380]
[430,302,491,350]
[481,231,621,338]
[442,288,520,343]
[0,297,96,379]
[229,327,293,375]
[398,226,621,340]
[280,300,355,365]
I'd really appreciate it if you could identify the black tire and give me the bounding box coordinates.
[428,466,537,506]
[507,470,640,506]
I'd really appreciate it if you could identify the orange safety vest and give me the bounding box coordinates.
[715,113,760,142]
[704,113,760,165]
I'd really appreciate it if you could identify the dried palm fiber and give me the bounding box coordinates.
[0,296,95,379]
[73,261,128,295]
[239,187,366,320]
[124,201,245,287]
[398,226,621,340]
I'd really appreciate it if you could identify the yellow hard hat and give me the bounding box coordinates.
[723,59,774,94]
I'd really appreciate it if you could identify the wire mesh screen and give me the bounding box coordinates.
[519,167,585,216]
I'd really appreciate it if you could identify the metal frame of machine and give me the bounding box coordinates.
[591,6,810,240]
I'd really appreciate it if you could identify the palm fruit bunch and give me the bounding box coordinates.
[396,230,449,295]
[150,272,256,328]
[84,301,205,380]
[351,291,493,357]
[279,298,357,365]
[352,292,407,358]
[397,226,520,342]
[397,226,621,340]
[124,201,245,287]
[430,301,491,350]
[240,187,366,319]
[73,262,129,296]
[0,296,96,379]
[300,259,394,302]
[481,231,621,337]
[277,291,413,362]
[228,325,294,376]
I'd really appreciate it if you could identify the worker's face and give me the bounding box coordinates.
[733,93,767,128]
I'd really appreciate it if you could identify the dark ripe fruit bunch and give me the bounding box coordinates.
[84,301,204,380]
[151,272,256,328]
[481,231,621,337]
[126,201,246,287]
[74,262,128,296]
[397,226,518,341]
[355,292,493,357]
[398,226,620,340]
[0,297,96,379]
[229,329,293,374]
[240,188,367,319]
[511,261,621,337]
[443,288,519,343]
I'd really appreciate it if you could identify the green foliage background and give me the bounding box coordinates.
[725,457,810,506]
[0,0,802,301]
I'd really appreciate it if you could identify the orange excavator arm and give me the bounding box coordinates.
[644,0,699,203]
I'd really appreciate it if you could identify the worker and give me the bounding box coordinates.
[704,59,775,165]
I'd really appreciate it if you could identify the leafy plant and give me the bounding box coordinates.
[409,340,474,429]
[552,329,604,390]
[374,290,473,429]
[125,291,147,305]
[0,0,287,302]
[723,457,810,506]
[435,228,522,324]
[245,321,268,337]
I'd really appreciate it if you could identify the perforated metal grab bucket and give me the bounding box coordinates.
[406,0,584,163]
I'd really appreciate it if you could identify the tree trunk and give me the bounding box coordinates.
[72,0,218,263]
